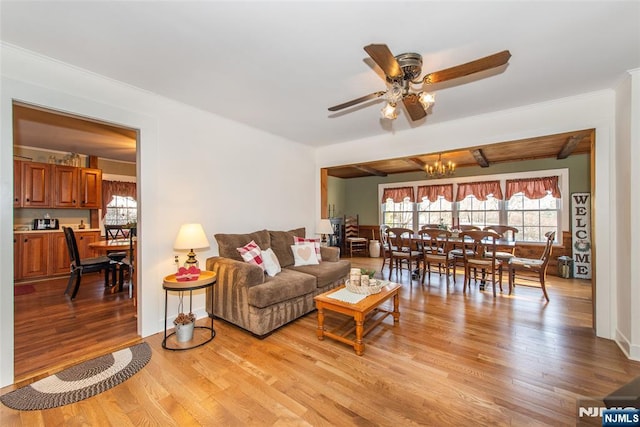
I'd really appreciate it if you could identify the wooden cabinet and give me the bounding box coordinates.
[15,162,102,209]
[20,161,51,208]
[15,231,101,281]
[80,168,102,208]
[16,233,49,280]
[14,160,22,207]
[52,166,101,209]
[52,165,79,208]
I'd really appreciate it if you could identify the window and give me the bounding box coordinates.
[104,195,137,226]
[458,195,500,229]
[418,196,452,228]
[507,192,559,242]
[379,171,566,242]
[382,198,414,228]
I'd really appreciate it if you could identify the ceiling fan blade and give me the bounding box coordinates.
[402,94,427,121]
[423,50,511,85]
[328,91,386,112]
[364,44,402,79]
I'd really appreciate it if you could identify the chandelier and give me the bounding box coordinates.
[426,153,455,178]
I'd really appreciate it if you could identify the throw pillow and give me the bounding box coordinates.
[291,242,319,266]
[293,236,322,261]
[261,248,282,277]
[236,240,264,270]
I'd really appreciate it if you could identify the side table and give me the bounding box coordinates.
[162,270,217,351]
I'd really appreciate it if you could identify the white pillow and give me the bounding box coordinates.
[291,243,319,266]
[262,248,282,277]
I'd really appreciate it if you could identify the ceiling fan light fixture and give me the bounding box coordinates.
[418,91,436,110]
[381,102,398,120]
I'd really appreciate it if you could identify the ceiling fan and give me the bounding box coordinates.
[328,44,511,121]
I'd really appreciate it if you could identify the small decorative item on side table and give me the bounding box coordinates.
[162,270,217,351]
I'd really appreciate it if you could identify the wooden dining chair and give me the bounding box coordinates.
[386,227,422,281]
[418,228,456,284]
[460,230,504,297]
[379,224,392,272]
[344,215,368,257]
[63,226,116,299]
[483,225,519,262]
[508,231,556,301]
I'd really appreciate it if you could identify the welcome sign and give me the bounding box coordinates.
[571,192,592,279]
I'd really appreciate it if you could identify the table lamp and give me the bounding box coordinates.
[316,219,334,246]
[173,223,210,268]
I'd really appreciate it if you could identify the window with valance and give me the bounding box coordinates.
[455,180,503,201]
[417,184,453,203]
[505,176,561,200]
[102,180,137,225]
[381,186,415,203]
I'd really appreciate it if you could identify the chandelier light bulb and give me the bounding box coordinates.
[419,92,436,110]
[381,102,397,120]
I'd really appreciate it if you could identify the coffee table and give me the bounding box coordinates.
[314,281,401,356]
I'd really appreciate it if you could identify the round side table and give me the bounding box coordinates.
[162,270,216,351]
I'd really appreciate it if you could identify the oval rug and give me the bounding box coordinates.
[1,342,151,411]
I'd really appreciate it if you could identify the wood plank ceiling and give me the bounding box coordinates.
[326,129,593,179]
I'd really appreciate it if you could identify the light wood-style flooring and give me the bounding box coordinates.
[3,257,639,426]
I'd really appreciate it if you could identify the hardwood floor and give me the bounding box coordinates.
[12,274,139,382]
[3,257,639,426]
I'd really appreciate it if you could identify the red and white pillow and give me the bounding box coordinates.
[293,236,322,261]
[236,240,264,270]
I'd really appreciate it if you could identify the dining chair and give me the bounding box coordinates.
[418,228,456,284]
[379,224,392,272]
[483,225,519,262]
[104,224,130,289]
[63,226,116,299]
[459,225,481,232]
[344,214,368,257]
[508,231,556,301]
[460,230,504,297]
[386,227,422,281]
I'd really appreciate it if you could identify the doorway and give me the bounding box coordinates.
[12,102,140,381]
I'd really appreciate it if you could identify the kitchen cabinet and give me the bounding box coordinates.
[80,168,102,208]
[15,230,101,281]
[52,165,79,208]
[15,233,49,280]
[15,161,102,209]
[52,165,102,209]
[14,160,22,207]
[20,161,51,208]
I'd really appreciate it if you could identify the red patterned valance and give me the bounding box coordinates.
[505,176,561,200]
[381,186,415,203]
[456,180,503,202]
[417,184,454,203]
[101,180,137,218]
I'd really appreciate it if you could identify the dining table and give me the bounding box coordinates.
[88,238,135,297]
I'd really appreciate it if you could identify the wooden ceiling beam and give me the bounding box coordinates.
[405,157,427,170]
[557,134,585,159]
[470,149,490,167]
[353,165,387,177]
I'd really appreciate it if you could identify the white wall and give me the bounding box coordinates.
[316,90,621,345]
[0,44,317,387]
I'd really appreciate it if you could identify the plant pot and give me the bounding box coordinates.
[175,321,194,342]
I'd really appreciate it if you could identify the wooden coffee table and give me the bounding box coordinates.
[314,281,401,356]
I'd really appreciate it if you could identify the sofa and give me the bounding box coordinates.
[205,227,351,337]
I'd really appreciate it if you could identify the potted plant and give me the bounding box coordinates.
[174,311,196,342]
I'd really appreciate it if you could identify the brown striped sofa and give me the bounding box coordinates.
[206,228,350,337]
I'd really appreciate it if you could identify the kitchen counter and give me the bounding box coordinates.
[14,228,101,234]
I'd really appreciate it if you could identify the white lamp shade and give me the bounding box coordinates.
[316,219,334,235]
[173,223,210,251]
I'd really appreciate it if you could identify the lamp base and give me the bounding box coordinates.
[184,250,199,269]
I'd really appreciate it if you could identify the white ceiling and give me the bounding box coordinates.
[2,1,639,159]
